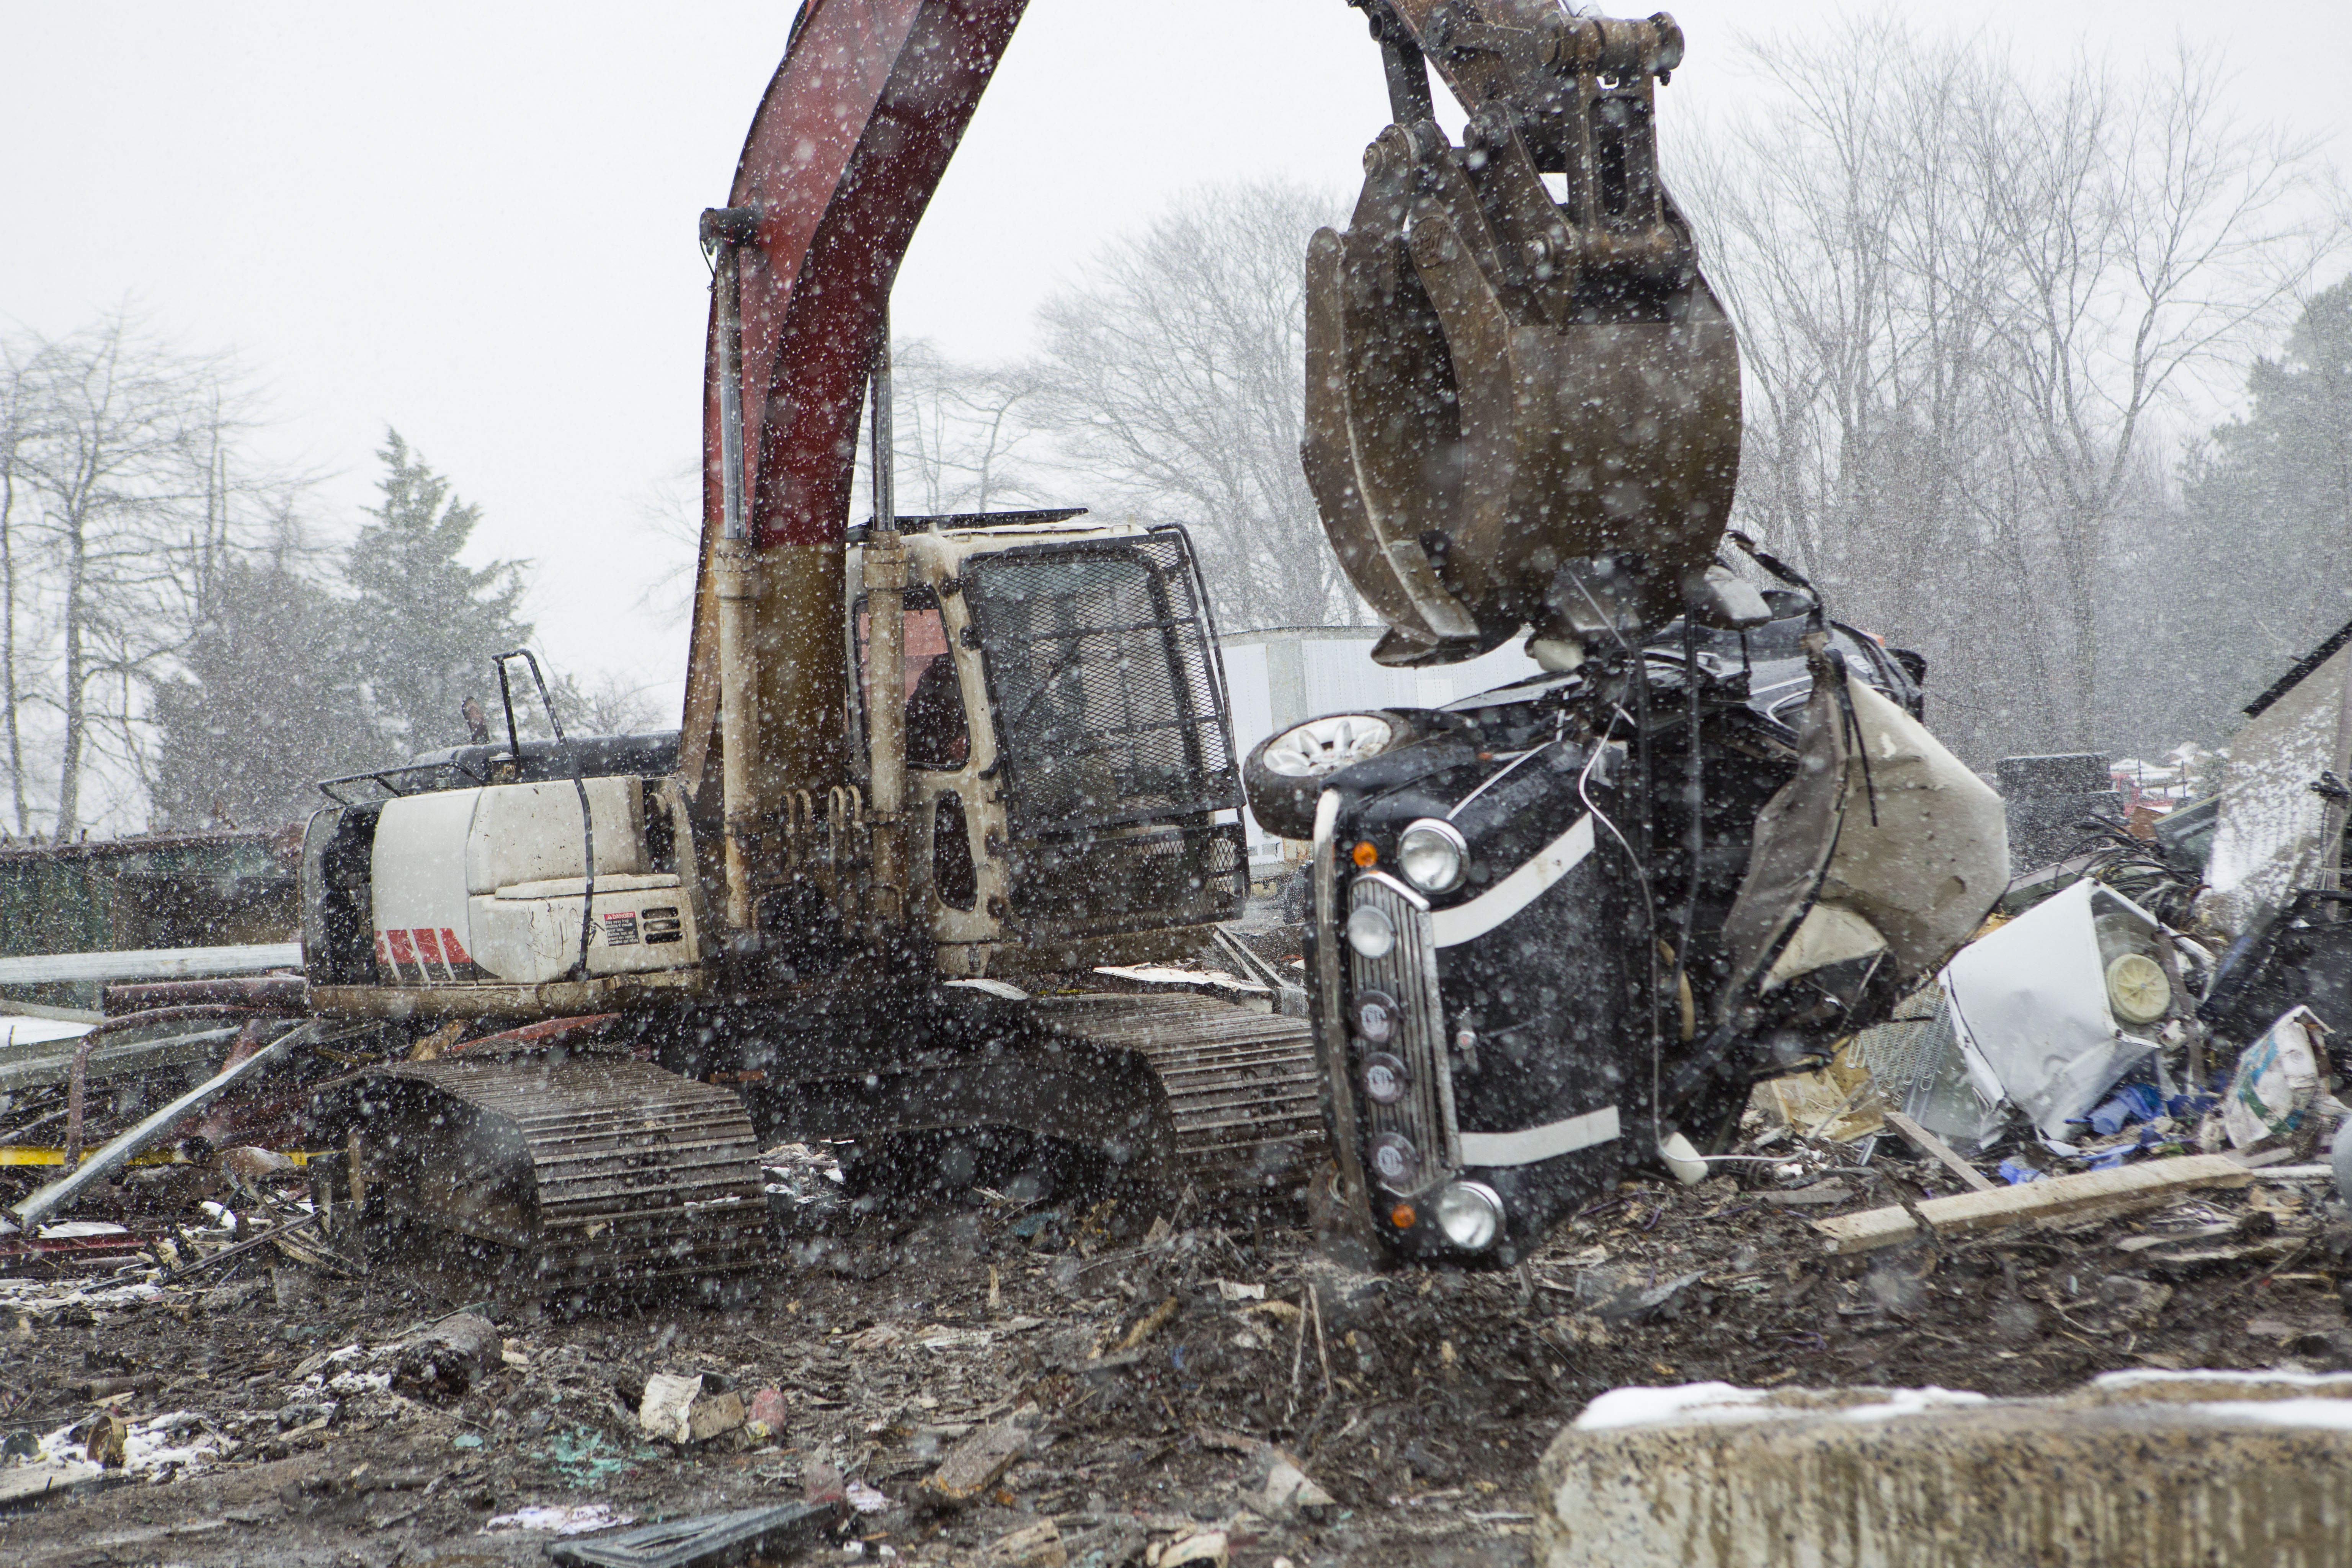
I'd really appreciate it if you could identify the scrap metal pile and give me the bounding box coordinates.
[1771,614,2352,1198]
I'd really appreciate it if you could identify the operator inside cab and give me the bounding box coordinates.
[905,650,968,769]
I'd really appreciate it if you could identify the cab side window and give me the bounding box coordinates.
[857,589,971,771]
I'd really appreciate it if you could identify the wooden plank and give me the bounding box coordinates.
[1813,1154,2250,1254]
[919,1413,1037,1508]
[1882,1110,1997,1192]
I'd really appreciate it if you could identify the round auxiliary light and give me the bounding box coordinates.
[1361,1051,1410,1106]
[1345,904,1396,959]
[1367,1132,1420,1193]
[1435,1180,1504,1251]
[2105,952,2171,1024]
[1397,818,1468,894]
[1354,989,1399,1045]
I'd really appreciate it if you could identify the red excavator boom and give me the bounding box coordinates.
[679,1,1027,848]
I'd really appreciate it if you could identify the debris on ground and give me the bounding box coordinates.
[919,1406,1041,1510]
[547,1502,838,1568]
[394,1312,504,1402]
[0,1103,2345,1564]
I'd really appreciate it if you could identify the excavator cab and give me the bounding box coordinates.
[849,513,1248,978]
[305,513,1247,1006]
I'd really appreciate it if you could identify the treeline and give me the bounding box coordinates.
[1677,19,2346,766]
[10,24,2341,837]
[0,315,545,839]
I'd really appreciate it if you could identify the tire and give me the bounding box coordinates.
[1242,710,1409,841]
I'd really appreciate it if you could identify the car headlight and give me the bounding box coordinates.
[1435,1181,1503,1250]
[1397,819,1467,894]
[1345,904,1395,958]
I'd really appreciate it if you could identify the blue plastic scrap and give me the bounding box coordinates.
[2087,1083,2166,1137]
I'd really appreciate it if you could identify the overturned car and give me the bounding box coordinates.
[1279,13,2004,1264]
[1247,591,2006,1266]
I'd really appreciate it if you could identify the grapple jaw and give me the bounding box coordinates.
[1306,7,1740,665]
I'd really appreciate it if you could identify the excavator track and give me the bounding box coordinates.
[1034,995,1326,1201]
[356,1055,766,1301]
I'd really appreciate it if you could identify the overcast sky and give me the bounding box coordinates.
[4,1,2345,720]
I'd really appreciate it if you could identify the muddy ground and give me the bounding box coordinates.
[3,1130,2347,1568]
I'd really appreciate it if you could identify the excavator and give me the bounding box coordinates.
[297,0,2008,1295]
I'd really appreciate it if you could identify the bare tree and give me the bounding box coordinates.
[1027,178,1354,631]
[524,668,668,739]
[0,338,41,835]
[11,315,261,837]
[1964,44,2336,745]
[1681,23,2339,760]
[882,340,1051,518]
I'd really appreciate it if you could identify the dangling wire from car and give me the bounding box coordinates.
[1586,704,1664,1147]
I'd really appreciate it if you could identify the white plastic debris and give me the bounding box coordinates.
[639,1373,704,1443]
[483,1503,635,1535]
[2221,1006,2328,1149]
[1942,881,2173,1140]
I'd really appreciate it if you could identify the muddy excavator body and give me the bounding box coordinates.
[302,513,1317,1294]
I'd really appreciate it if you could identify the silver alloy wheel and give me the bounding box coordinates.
[1259,712,1396,778]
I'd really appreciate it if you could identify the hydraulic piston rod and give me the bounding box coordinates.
[704,204,761,935]
[865,322,908,937]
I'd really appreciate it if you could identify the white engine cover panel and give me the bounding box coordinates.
[370,780,696,986]
[371,789,481,980]
[467,882,696,983]
[465,778,646,891]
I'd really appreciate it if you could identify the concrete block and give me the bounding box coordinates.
[1536,1371,2352,1568]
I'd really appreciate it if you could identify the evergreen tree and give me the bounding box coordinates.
[149,552,380,828]
[346,431,530,758]
[2141,282,2352,745]
[2194,279,2352,628]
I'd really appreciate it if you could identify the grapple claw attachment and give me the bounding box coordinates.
[1304,7,1741,660]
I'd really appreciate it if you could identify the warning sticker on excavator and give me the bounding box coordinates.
[600,913,640,947]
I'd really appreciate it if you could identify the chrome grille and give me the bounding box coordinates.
[1348,874,1457,1196]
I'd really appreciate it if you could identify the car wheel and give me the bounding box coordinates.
[1243,711,1406,840]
